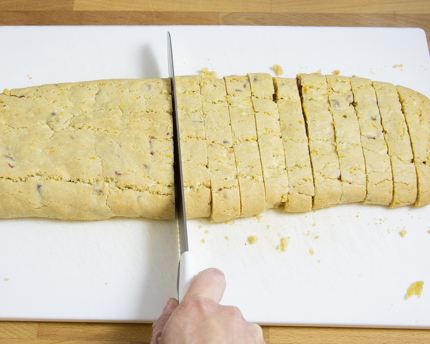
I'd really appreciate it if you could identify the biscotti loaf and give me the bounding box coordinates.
[1,73,429,222]
[0,79,175,220]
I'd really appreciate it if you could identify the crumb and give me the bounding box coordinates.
[370,71,376,75]
[316,69,322,74]
[277,237,289,251]
[314,235,319,239]
[3,89,11,96]
[273,64,284,76]
[406,281,424,299]
[400,230,407,238]
[225,236,230,241]
[199,225,202,229]
[267,225,271,229]
[309,248,314,255]
[202,239,205,243]
[4,278,9,281]
[248,235,258,244]
[428,230,430,234]
[205,230,210,234]
[105,282,108,285]
[312,223,316,227]
[199,67,218,79]
[317,260,321,263]
[253,215,263,222]
[332,70,341,75]
[394,64,400,68]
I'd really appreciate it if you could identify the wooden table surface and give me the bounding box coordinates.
[1,0,430,343]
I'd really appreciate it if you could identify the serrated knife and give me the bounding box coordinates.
[167,32,196,302]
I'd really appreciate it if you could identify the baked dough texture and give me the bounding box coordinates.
[0,79,175,220]
[1,73,429,221]
[274,77,314,212]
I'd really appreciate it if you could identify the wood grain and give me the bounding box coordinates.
[0,322,38,340]
[0,0,73,10]
[37,323,153,342]
[73,0,272,13]
[0,11,220,25]
[269,327,430,344]
[0,0,429,343]
[271,0,430,14]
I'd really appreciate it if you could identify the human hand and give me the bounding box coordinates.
[150,268,265,344]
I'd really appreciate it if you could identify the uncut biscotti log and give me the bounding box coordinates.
[225,75,266,217]
[326,75,366,204]
[249,73,289,209]
[373,81,417,207]
[175,76,211,219]
[0,79,175,220]
[397,86,430,207]
[298,73,342,209]
[200,77,240,222]
[350,77,393,205]
[274,77,314,213]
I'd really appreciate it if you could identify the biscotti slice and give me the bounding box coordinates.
[297,74,342,209]
[373,81,417,207]
[175,76,211,218]
[397,86,430,207]
[418,93,430,206]
[274,77,314,213]
[225,75,265,217]
[200,78,240,222]
[249,73,289,209]
[0,79,175,220]
[349,77,393,205]
[326,75,366,203]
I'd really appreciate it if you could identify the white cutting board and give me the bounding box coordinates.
[0,26,429,328]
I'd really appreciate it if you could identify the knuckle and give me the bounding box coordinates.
[224,305,244,321]
[181,296,214,314]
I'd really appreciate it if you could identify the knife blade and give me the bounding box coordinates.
[167,32,196,302]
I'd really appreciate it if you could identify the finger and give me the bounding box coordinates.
[251,323,265,343]
[150,298,179,344]
[182,268,226,304]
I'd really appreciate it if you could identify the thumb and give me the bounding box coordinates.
[150,298,179,344]
[182,268,226,304]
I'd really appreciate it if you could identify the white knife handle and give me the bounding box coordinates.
[178,251,196,303]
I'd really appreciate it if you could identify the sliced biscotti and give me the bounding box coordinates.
[249,73,289,209]
[419,93,430,206]
[350,77,393,205]
[397,86,430,207]
[225,75,265,217]
[175,76,211,218]
[298,74,342,209]
[200,77,240,222]
[274,77,314,212]
[373,81,417,207]
[326,75,366,203]
[0,79,175,220]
